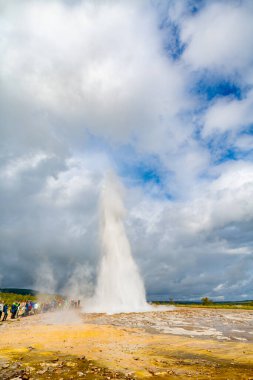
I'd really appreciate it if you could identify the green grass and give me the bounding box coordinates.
[0,291,65,306]
[152,301,253,310]
[0,292,37,305]
[175,303,253,310]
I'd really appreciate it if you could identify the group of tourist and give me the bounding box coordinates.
[0,300,39,321]
[0,298,81,321]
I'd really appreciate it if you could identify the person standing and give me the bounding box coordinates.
[25,301,29,316]
[2,303,8,321]
[0,300,3,319]
[11,303,17,319]
[15,303,20,318]
[33,302,39,314]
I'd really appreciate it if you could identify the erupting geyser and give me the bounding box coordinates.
[85,172,151,313]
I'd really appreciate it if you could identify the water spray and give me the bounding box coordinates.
[85,172,151,313]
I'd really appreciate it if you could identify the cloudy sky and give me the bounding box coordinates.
[1,0,253,301]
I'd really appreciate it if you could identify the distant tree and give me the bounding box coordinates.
[201,297,213,305]
[169,297,175,305]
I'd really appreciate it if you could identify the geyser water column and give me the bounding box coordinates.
[85,172,150,313]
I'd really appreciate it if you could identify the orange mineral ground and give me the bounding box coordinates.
[0,308,253,379]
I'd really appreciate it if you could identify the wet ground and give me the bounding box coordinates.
[0,307,253,379]
[83,307,253,342]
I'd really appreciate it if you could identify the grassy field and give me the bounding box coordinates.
[0,292,37,305]
[153,301,253,310]
[175,303,253,310]
[0,291,64,305]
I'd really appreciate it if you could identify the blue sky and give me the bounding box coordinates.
[0,0,253,300]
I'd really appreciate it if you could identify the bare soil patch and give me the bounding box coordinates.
[0,308,253,379]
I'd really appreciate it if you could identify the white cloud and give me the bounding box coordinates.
[1,152,52,180]
[0,0,187,146]
[202,90,253,137]
[235,134,253,150]
[181,160,253,232]
[181,1,253,72]
[38,156,104,207]
[129,159,253,256]
[213,283,225,292]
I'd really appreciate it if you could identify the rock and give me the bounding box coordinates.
[2,363,10,369]
[10,364,19,370]
[48,363,59,368]
[77,372,84,376]
[47,366,55,372]
[21,375,30,380]
[36,370,47,375]
[154,371,168,376]
[25,366,35,372]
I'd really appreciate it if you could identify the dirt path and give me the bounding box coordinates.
[0,310,253,379]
